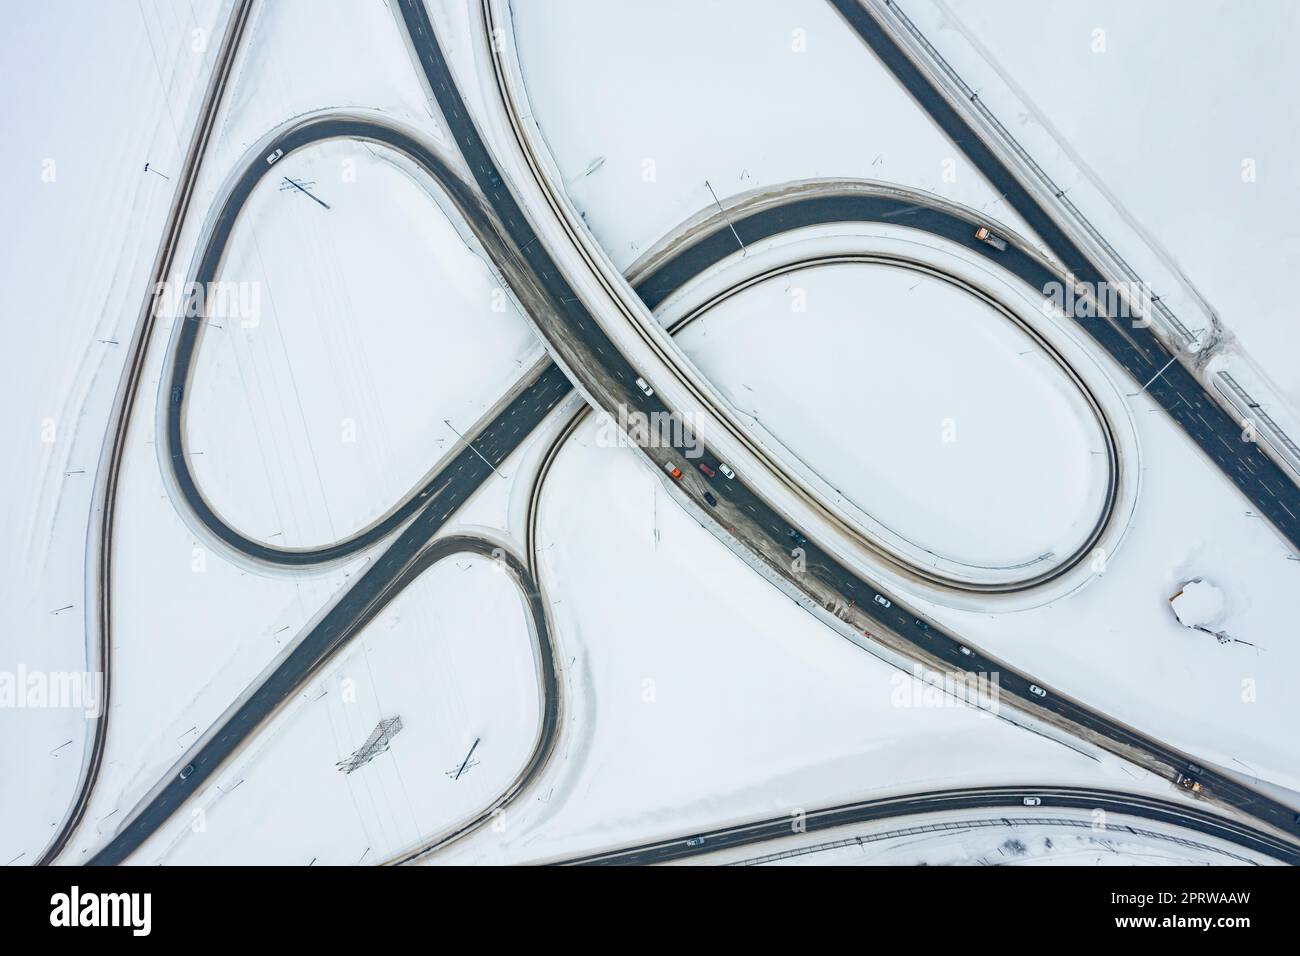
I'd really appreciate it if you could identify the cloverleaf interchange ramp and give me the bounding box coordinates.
[58,0,1300,865]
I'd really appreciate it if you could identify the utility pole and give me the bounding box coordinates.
[704,179,746,255]
[281,177,329,209]
[448,737,480,780]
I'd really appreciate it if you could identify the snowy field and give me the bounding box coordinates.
[0,0,228,866]
[676,259,1109,571]
[130,553,540,865]
[508,0,1044,273]
[433,416,1183,864]
[186,138,539,550]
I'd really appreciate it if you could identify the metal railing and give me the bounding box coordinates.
[1215,372,1300,473]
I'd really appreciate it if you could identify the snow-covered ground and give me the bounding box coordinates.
[186,138,540,550]
[131,553,540,865]
[676,259,1108,570]
[904,0,1300,473]
[507,0,1044,273]
[433,415,1185,864]
[0,0,228,866]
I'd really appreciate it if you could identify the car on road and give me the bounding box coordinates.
[685,836,706,847]
[179,764,195,780]
[703,491,718,507]
[1029,684,1047,698]
[958,645,973,656]
[1176,773,1204,794]
[265,148,283,165]
[1023,797,1041,807]
[635,376,654,397]
[873,594,891,608]
[717,463,736,480]
[664,462,682,480]
[913,618,929,631]
[975,226,1007,251]
[170,384,183,405]
[698,462,716,478]
[788,529,807,547]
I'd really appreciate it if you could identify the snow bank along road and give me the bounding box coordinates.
[69,4,1298,864]
[414,0,1300,846]
[560,787,1300,866]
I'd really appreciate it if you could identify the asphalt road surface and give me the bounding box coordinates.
[561,786,1300,866]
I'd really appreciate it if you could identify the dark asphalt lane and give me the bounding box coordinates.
[561,786,1300,866]
[85,3,1297,864]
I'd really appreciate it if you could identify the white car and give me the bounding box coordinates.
[1029,684,1047,698]
[873,594,891,608]
[635,376,654,397]
[717,463,735,480]
[265,148,284,165]
[1023,797,1041,807]
[958,646,972,656]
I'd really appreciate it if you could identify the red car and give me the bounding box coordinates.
[698,462,716,478]
[664,462,683,480]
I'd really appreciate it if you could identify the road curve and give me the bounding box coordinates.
[560,786,1299,866]
[162,116,536,566]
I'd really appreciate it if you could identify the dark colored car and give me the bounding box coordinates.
[179,763,195,780]
[703,492,718,507]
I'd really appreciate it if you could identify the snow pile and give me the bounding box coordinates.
[1169,579,1226,631]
